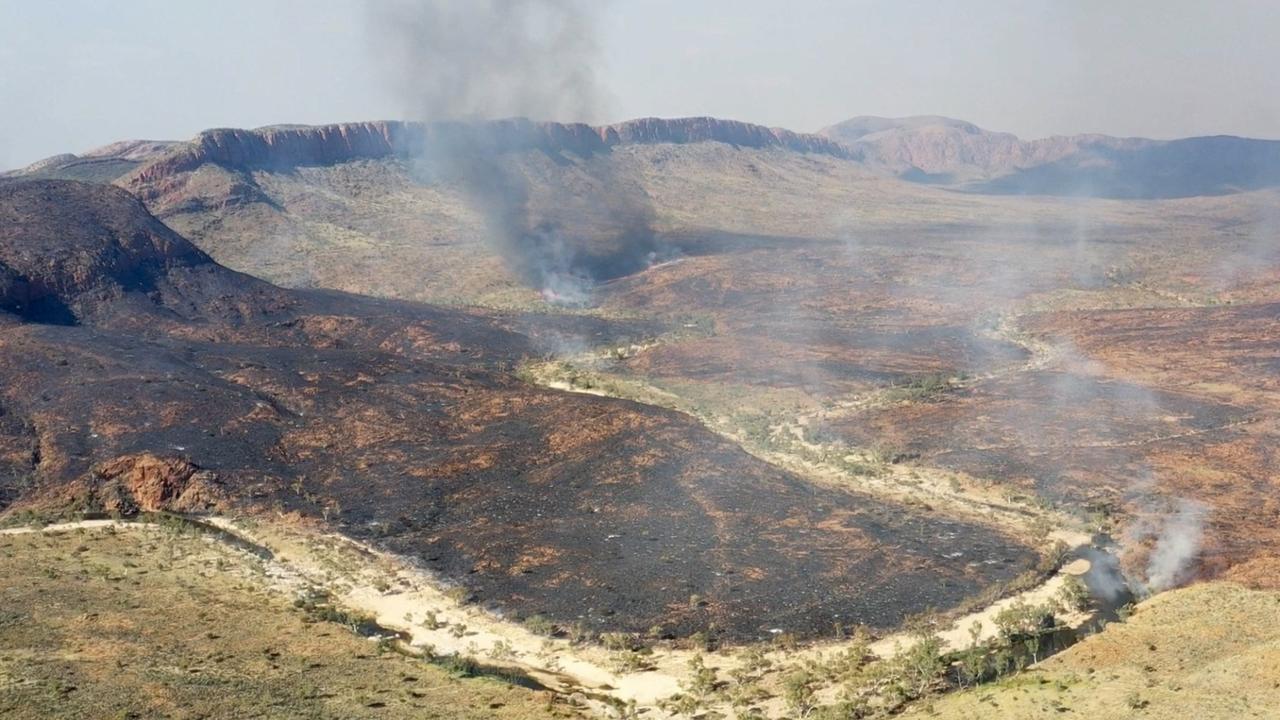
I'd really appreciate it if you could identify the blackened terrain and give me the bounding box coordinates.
[0,180,1036,640]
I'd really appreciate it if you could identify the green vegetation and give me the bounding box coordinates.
[522,614,556,637]
[882,373,965,404]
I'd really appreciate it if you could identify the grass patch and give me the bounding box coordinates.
[0,526,578,719]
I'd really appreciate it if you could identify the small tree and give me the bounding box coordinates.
[782,668,820,718]
[895,633,945,700]
[1056,575,1091,612]
[681,654,719,702]
[959,647,987,688]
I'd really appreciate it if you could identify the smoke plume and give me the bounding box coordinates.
[368,0,658,305]
[1114,465,1208,596]
[1131,495,1207,593]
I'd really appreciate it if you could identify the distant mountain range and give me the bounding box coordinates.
[819,115,1280,197]
[5,115,1279,199]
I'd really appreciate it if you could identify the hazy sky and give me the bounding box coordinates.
[2,0,1278,169]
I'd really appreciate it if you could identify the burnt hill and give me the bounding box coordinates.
[0,180,1036,640]
[0,180,286,327]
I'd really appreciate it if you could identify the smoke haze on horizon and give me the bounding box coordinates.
[1,0,1279,169]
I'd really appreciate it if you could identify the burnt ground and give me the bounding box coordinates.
[591,226,1280,591]
[1023,304,1280,588]
[828,370,1251,503]
[826,352,1279,588]
[101,136,1280,601]
[0,180,1037,641]
[604,241,1035,396]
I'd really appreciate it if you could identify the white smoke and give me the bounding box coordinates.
[1142,497,1207,592]
[1121,469,1208,595]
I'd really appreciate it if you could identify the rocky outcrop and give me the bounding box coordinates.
[126,117,851,187]
[90,453,223,515]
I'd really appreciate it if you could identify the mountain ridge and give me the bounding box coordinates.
[125,116,853,188]
[10,114,1279,200]
[819,115,1280,196]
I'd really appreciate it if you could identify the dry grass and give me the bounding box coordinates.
[900,581,1280,719]
[0,526,577,720]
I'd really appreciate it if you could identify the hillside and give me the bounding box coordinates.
[4,118,1279,717]
[47,116,1278,593]
[900,581,1280,719]
[101,118,1277,309]
[0,179,1039,642]
[0,523,579,719]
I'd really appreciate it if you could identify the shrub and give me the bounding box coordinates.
[600,632,642,652]
[487,639,517,661]
[568,621,593,646]
[523,614,555,636]
[680,654,719,700]
[782,668,820,718]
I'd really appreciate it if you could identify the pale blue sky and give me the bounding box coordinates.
[2,0,1278,169]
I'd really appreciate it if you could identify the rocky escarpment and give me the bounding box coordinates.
[126,117,851,187]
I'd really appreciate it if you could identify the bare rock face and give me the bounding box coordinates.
[91,453,223,515]
[131,121,406,183]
